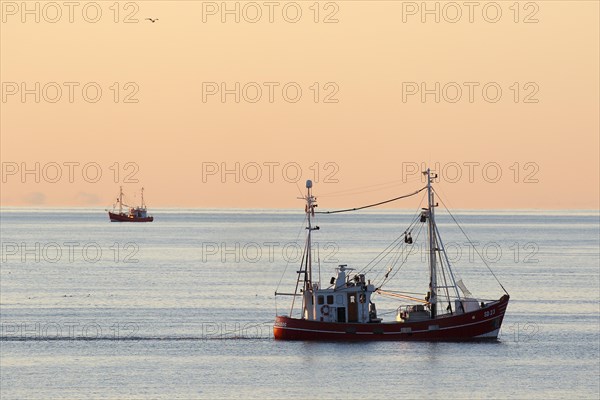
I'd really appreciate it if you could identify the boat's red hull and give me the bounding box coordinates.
[108,212,153,222]
[274,295,509,341]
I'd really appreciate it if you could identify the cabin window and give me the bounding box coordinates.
[336,294,343,304]
[349,295,356,303]
[317,295,324,305]
[327,295,334,305]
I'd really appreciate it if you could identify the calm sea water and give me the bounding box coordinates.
[1,209,599,399]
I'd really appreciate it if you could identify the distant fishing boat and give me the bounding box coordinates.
[274,169,509,341]
[108,186,154,222]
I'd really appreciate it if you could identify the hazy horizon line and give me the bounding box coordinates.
[1,206,598,214]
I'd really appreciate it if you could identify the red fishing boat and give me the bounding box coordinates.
[108,186,154,222]
[274,169,510,341]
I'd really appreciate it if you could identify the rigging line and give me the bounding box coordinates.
[275,213,308,293]
[434,223,462,301]
[358,213,419,277]
[369,237,406,283]
[317,175,424,198]
[382,240,406,281]
[356,236,403,280]
[319,176,422,197]
[376,290,430,304]
[377,309,401,317]
[428,184,466,288]
[315,186,428,214]
[378,220,426,288]
[319,183,419,199]
[433,187,509,296]
[404,207,424,235]
[415,190,427,215]
[317,187,426,283]
[378,290,427,296]
[359,213,420,277]
[366,191,424,282]
[375,289,497,302]
[289,235,308,318]
[369,212,424,280]
[370,232,412,284]
[317,238,321,286]
[294,181,305,198]
[378,222,425,287]
[311,210,321,285]
[375,225,412,288]
[355,213,421,277]
[436,233,452,310]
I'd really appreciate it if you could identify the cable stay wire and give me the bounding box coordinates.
[433,187,509,295]
[275,213,308,294]
[377,220,426,289]
[364,235,406,283]
[348,191,426,285]
[317,175,425,198]
[315,186,428,215]
[367,214,421,282]
[357,206,423,279]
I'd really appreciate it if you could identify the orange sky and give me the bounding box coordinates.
[1,1,598,209]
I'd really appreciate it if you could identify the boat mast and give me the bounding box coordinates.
[119,186,123,214]
[141,187,145,208]
[305,180,315,290]
[425,169,438,318]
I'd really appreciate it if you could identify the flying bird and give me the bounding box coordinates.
[145,18,159,23]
